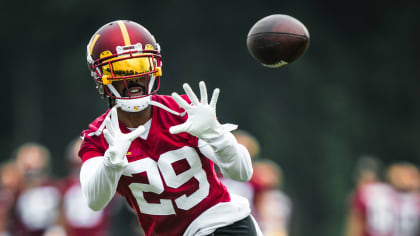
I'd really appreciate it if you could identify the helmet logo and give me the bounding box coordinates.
[100,50,112,58]
[145,44,154,50]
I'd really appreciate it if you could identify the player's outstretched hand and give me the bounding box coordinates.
[170,81,236,140]
[103,107,145,166]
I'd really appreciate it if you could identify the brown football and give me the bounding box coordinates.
[247,14,310,68]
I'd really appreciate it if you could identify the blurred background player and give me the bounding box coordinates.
[346,155,385,236]
[386,162,420,236]
[346,157,420,236]
[60,137,111,236]
[251,159,293,236]
[11,142,63,236]
[0,160,23,236]
[221,130,294,236]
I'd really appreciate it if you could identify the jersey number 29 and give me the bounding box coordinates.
[125,146,210,215]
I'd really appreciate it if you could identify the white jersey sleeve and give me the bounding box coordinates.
[198,132,253,182]
[79,156,124,211]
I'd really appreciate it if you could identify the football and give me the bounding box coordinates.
[247,14,310,68]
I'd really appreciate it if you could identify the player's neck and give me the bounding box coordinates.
[117,106,152,128]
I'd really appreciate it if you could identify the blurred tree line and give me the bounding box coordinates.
[1,0,419,235]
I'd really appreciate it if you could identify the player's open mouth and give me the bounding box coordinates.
[124,84,145,97]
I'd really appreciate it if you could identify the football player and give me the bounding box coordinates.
[61,137,112,236]
[12,143,62,236]
[79,20,262,236]
[346,159,420,236]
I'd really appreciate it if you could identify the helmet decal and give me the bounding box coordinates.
[88,34,101,56]
[145,44,154,50]
[100,50,112,58]
[117,21,132,46]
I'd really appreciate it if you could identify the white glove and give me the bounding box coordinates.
[169,81,237,140]
[103,107,145,167]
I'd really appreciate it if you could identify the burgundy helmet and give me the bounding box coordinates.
[86,20,162,112]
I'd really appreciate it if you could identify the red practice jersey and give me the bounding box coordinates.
[12,181,61,236]
[352,182,420,236]
[62,176,110,236]
[79,95,231,236]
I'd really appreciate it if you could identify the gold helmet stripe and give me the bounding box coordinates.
[88,34,101,55]
[117,21,131,46]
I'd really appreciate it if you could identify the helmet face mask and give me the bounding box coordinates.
[87,20,162,112]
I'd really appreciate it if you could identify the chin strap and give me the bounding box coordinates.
[88,101,186,137]
[148,100,186,117]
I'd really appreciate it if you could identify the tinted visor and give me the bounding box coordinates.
[100,53,157,85]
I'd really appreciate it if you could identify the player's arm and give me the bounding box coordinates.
[198,134,253,181]
[80,155,124,211]
[80,107,145,211]
[170,81,253,181]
